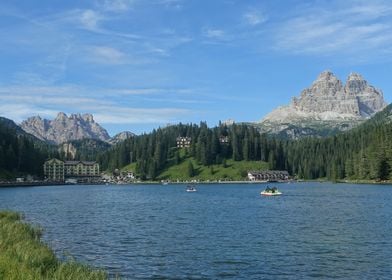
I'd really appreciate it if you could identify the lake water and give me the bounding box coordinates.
[1,182,392,279]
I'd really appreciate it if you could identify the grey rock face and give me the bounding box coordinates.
[60,142,77,159]
[109,131,135,145]
[258,71,387,139]
[262,71,387,123]
[20,112,111,144]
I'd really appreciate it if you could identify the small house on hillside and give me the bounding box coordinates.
[248,170,290,181]
[176,136,191,148]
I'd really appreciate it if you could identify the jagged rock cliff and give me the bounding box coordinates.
[109,131,135,145]
[258,71,387,138]
[59,138,111,160]
[20,112,111,144]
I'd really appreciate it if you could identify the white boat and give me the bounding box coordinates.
[261,186,282,196]
[186,186,197,192]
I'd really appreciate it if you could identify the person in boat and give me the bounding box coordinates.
[271,186,278,193]
[265,186,271,192]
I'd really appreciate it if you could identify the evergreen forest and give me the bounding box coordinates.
[98,104,392,181]
[1,104,392,181]
[0,118,58,179]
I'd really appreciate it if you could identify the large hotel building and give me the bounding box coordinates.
[44,158,100,183]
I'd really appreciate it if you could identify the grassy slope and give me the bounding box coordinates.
[121,147,269,181]
[120,147,269,181]
[157,158,268,181]
[0,211,107,280]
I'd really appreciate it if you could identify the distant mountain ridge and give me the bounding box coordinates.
[0,116,57,178]
[257,71,387,139]
[20,112,111,145]
[0,116,45,143]
[109,131,135,145]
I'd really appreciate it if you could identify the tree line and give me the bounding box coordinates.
[2,103,392,181]
[0,118,58,179]
[98,122,288,180]
[284,104,392,181]
[99,104,392,181]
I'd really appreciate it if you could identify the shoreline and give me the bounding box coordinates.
[1,179,391,188]
[0,211,107,279]
[0,181,68,188]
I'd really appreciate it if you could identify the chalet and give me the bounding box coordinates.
[248,170,290,181]
[219,136,229,144]
[176,136,192,148]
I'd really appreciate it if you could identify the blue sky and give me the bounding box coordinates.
[1,0,392,135]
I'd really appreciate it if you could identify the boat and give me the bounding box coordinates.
[260,186,282,196]
[186,185,197,192]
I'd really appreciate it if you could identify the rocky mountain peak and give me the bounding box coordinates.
[345,73,370,96]
[347,72,364,81]
[20,112,110,144]
[55,112,68,121]
[259,71,387,138]
[315,70,337,82]
[108,131,135,145]
[304,71,343,99]
[82,113,94,122]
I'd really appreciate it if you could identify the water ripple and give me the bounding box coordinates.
[1,183,392,279]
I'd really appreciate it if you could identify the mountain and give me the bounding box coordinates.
[0,116,58,178]
[257,71,387,139]
[0,117,24,133]
[0,117,36,138]
[59,138,111,161]
[20,112,111,145]
[281,103,392,181]
[108,131,135,145]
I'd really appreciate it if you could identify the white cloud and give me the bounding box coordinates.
[91,46,127,64]
[0,85,197,125]
[101,0,135,12]
[243,10,267,26]
[157,0,183,9]
[0,101,190,125]
[204,28,225,39]
[80,10,101,30]
[116,88,187,95]
[0,103,60,123]
[274,1,392,56]
[94,107,190,124]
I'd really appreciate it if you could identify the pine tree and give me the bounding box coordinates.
[187,160,195,177]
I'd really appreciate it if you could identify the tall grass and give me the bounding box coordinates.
[0,211,108,280]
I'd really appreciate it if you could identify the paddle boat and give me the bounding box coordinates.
[260,186,282,196]
[186,185,197,192]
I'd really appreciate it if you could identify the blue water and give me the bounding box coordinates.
[1,182,392,279]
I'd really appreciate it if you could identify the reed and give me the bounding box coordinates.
[0,211,107,280]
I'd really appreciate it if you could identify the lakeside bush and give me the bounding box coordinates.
[0,211,107,280]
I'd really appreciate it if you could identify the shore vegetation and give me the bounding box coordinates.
[0,211,107,280]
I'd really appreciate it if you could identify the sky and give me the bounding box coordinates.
[1,0,392,136]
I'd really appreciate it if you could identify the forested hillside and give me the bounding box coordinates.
[0,117,58,179]
[99,104,392,181]
[285,104,392,181]
[98,122,286,179]
[59,139,111,161]
[2,103,392,182]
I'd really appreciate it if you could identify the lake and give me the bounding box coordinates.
[1,182,392,279]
